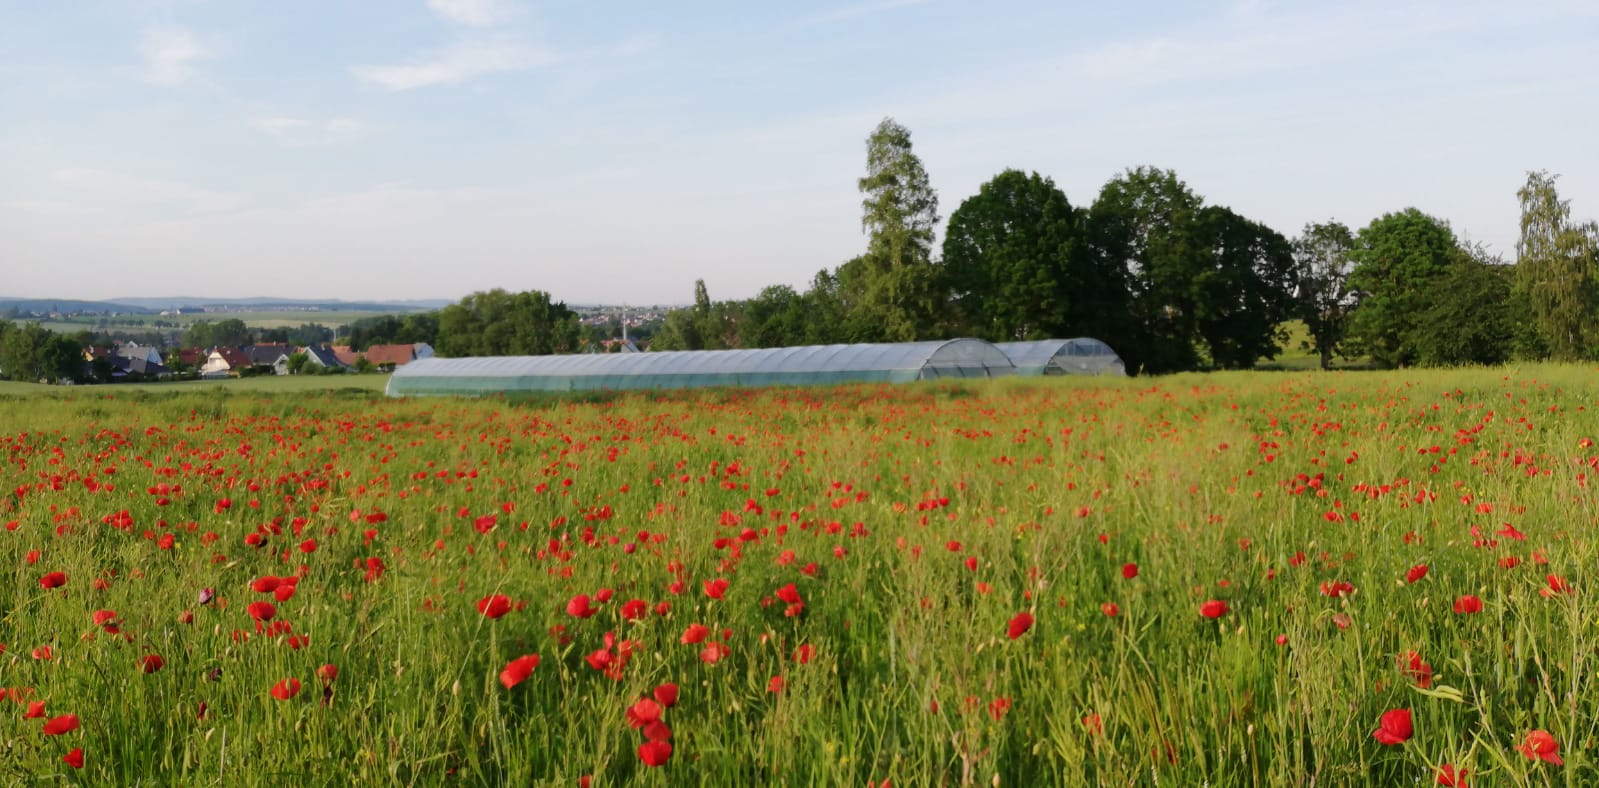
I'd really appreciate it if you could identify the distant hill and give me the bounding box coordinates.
[106,297,442,312]
[0,297,154,314]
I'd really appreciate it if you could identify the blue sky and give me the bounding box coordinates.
[3,0,1596,304]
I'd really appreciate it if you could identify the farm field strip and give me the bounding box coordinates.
[1,369,1596,785]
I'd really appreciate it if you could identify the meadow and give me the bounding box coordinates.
[2,367,1595,786]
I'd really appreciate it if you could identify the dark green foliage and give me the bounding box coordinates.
[943,170,1096,341]
[1516,171,1599,360]
[1291,221,1357,369]
[0,322,83,383]
[1411,247,1516,366]
[184,318,251,349]
[435,289,581,357]
[1344,208,1461,368]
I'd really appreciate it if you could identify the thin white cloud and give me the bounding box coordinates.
[427,0,517,27]
[253,116,367,144]
[53,167,240,215]
[353,37,552,91]
[799,0,931,27]
[140,26,210,85]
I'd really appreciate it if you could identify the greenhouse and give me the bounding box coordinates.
[996,338,1126,376]
[386,339,1017,396]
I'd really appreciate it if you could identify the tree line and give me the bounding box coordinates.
[646,119,1597,373]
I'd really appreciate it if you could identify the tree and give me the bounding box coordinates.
[435,289,582,357]
[1411,244,1516,366]
[1344,208,1460,368]
[1291,221,1357,369]
[1191,206,1297,369]
[942,170,1115,341]
[0,323,82,383]
[185,318,250,349]
[855,118,943,341]
[1083,167,1208,373]
[284,352,310,375]
[738,285,812,348]
[1516,171,1599,360]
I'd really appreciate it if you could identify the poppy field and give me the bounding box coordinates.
[4,369,1599,786]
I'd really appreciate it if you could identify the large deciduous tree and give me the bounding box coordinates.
[855,118,943,342]
[1411,243,1515,366]
[1516,170,1599,360]
[1344,208,1460,368]
[435,289,581,357]
[0,323,82,383]
[1191,206,1297,369]
[1291,221,1357,369]
[942,169,1124,341]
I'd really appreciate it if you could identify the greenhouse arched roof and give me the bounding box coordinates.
[386,339,1016,396]
[996,338,1126,376]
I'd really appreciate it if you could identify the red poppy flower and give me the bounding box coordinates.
[566,594,597,618]
[653,683,678,708]
[1453,595,1483,614]
[24,701,46,719]
[626,698,662,728]
[1319,580,1355,598]
[638,740,672,767]
[476,595,512,619]
[1398,651,1432,688]
[1371,708,1412,745]
[792,644,814,664]
[1101,602,1120,617]
[140,655,164,674]
[42,714,80,735]
[1083,713,1103,735]
[1541,575,1573,597]
[619,599,647,620]
[768,676,784,694]
[1435,763,1468,787]
[318,664,339,683]
[62,748,83,769]
[274,584,297,603]
[270,678,301,700]
[38,572,67,590]
[703,578,729,600]
[251,576,281,593]
[1405,564,1428,583]
[643,720,672,742]
[499,654,539,689]
[1122,563,1139,579]
[1519,729,1563,764]
[1007,612,1034,640]
[91,610,118,628]
[246,601,276,622]
[1199,600,1229,619]
[699,642,729,665]
[680,624,710,645]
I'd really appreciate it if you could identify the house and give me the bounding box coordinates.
[116,342,164,366]
[334,342,434,370]
[299,345,347,371]
[242,344,293,375]
[201,347,251,379]
[331,345,363,367]
[175,348,208,370]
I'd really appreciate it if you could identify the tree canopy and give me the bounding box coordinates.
[435,289,581,357]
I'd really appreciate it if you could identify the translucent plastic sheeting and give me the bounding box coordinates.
[995,338,1126,376]
[386,339,1016,396]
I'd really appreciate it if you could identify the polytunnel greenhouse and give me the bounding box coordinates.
[385,339,1016,396]
[996,338,1126,376]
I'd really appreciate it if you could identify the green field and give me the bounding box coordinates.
[17,310,404,334]
[0,374,390,397]
[0,369,1592,784]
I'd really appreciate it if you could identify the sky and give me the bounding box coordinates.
[2,0,1597,305]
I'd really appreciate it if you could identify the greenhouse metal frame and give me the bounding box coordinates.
[386,339,1017,396]
[996,338,1126,376]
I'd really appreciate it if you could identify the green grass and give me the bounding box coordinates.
[15,310,403,333]
[0,374,389,397]
[0,369,1594,785]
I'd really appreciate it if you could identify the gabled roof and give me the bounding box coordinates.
[363,344,419,367]
[300,345,346,367]
[331,346,363,367]
[210,347,250,368]
[242,344,291,365]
